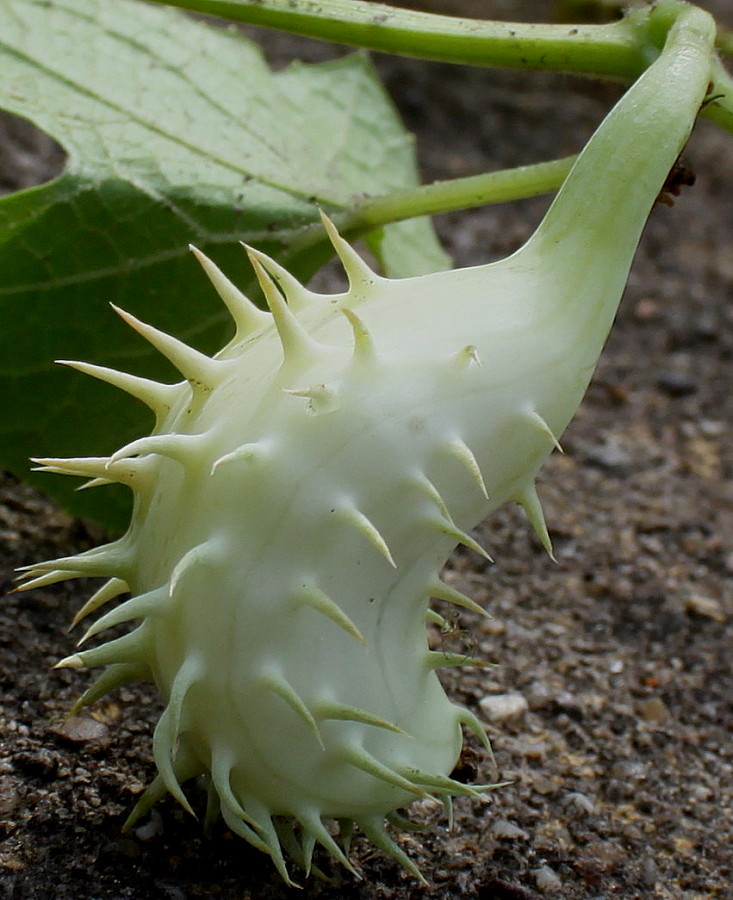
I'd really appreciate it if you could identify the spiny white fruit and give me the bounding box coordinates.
[18,8,713,886]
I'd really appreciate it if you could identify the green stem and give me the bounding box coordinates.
[151,0,646,79]
[705,58,733,134]
[339,156,577,236]
[150,0,733,138]
[717,27,733,57]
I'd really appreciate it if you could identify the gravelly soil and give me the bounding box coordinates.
[1,2,731,899]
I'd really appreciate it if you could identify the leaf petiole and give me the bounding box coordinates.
[149,0,646,79]
[330,155,578,241]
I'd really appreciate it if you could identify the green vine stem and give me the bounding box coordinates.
[707,59,733,133]
[152,0,647,78]
[149,0,733,135]
[335,155,577,238]
[273,155,578,259]
[718,27,733,57]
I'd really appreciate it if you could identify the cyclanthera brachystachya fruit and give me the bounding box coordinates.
[16,6,714,886]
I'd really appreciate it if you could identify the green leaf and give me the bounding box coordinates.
[0,0,447,531]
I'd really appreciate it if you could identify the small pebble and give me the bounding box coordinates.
[479,692,528,722]
[49,716,110,746]
[633,297,660,320]
[689,783,713,802]
[134,809,163,841]
[657,370,697,396]
[554,690,581,713]
[637,697,670,724]
[525,680,555,710]
[641,856,659,887]
[699,419,725,437]
[0,776,22,816]
[479,617,506,636]
[531,773,558,796]
[576,840,624,878]
[685,593,726,623]
[533,864,562,893]
[611,759,647,781]
[513,738,547,761]
[563,791,595,816]
[584,439,632,472]
[490,818,529,840]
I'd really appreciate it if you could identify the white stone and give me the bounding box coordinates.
[533,864,562,893]
[490,818,529,840]
[479,692,529,721]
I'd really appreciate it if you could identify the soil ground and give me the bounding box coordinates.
[0,2,731,898]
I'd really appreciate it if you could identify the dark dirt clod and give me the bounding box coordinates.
[1,2,732,899]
